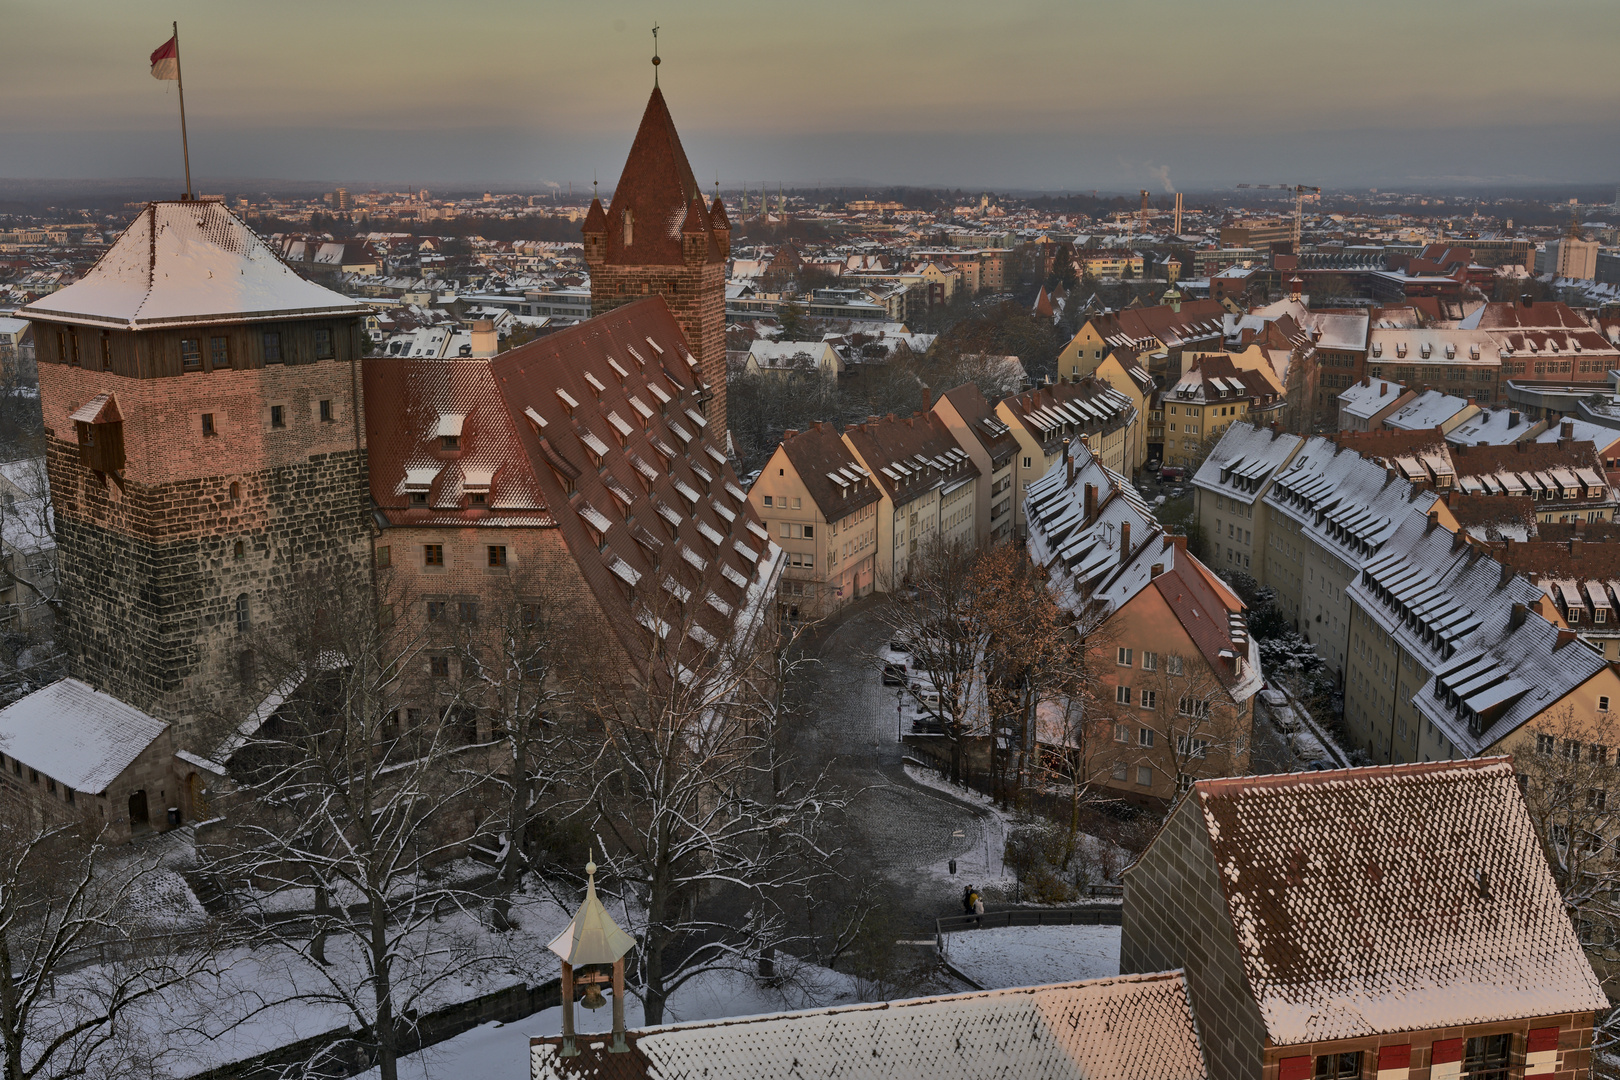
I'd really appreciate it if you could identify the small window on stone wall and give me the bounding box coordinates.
[376,545,391,569]
[320,399,333,422]
[233,540,244,559]
[201,413,216,436]
[229,482,241,501]
[235,593,249,633]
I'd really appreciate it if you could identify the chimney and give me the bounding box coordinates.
[1509,410,1520,428]
[1426,510,1440,532]
[1066,451,1076,487]
[1561,418,1574,442]
[1084,483,1097,522]
[1120,520,1131,556]
[1516,440,1527,453]
[922,384,933,411]
[1556,628,1579,649]
[470,319,498,358]
[1499,560,1514,588]
[1151,562,1164,578]
[783,429,798,440]
[1510,602,1528,628]
[1380,383,1388,397]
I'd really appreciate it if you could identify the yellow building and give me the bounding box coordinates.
[997,378,1139,537]
[749,422,882,619]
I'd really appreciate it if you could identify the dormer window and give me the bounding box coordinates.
[441,435,460,451]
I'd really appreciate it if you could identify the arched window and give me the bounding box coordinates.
[229,481,241,501]
[235,593,249,633]
[233,539,244,559]
[622,209,633,247]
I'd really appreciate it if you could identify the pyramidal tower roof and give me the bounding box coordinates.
[547,861,635,967]
[22,201,366,330]
[603,87,719,266]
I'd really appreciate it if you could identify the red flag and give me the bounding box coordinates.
[150,35,178,80]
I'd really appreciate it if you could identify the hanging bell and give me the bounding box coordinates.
[581,983,608,1011]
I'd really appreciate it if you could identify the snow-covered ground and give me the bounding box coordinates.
[941,924,1120,990]
[364,960,864,1080]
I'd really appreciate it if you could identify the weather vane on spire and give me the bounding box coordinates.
[651,23,661,87]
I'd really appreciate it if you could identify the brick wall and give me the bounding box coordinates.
[39,350,372,733]
[1121,795,1267,1080]
[590,262,726,435]
[1260,1013,1594,1080]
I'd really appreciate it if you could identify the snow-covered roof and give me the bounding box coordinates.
[1189,759,1607,1045]
[1335,377,1406,421]
[530,971,1208,1080]
[1383,389,1473,432]
[1190,422,1304,506]
[21,201,367,330]
[0,678,168,793]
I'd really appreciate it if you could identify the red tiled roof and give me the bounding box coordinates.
[598,87,721,267]
[1152,561,1243,686]
[843,412,979,508]
[366,296,769,673]
[938,382,1018,466]
[1189,758,1608,1044]
[779,422,882,522]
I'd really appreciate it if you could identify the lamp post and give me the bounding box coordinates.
[897,687,905,743]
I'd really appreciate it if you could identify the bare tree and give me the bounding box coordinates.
[570,580,845,1026]
[0,818,211,1080]
[441,578,574,931]
[202,573,500,1080]
[878,535,988,785]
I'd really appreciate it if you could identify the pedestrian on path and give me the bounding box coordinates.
[961,886,973,915]
[973,893,985,925]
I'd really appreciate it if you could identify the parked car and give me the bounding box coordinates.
[1159,466,1186,480]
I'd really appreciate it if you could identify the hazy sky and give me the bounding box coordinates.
[6,0,1619,193]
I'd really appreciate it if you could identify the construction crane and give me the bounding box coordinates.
[1235,183,1321,249]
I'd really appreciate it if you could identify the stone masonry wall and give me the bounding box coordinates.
[50,439,371,736]
[590,262,726,435]
[1121,796,1267,1080]
[39,351,373,736]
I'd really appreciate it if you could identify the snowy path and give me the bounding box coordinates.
[791,604,1006,929]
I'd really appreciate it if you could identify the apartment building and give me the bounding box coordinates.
[748,422,882,620]
[1342,511,1613,767]
[929,384,1019,545]
[1260,436,1450,681]
[1191,422,1304,579]
[1026,444,1262,806]
[842,412,979,587]
[1157,354,1285,469]
[997,377,1139,537]
[1336,376,1413,431]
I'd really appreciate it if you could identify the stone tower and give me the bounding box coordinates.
[20,201,373,736]
[584,87,731,436]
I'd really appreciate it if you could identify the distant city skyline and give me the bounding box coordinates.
[5,0,1619,192]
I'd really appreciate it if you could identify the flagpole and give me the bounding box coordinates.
[173,20,193,200]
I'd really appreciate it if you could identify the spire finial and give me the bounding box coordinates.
[593,170,598,200]
[651,23,660,87]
